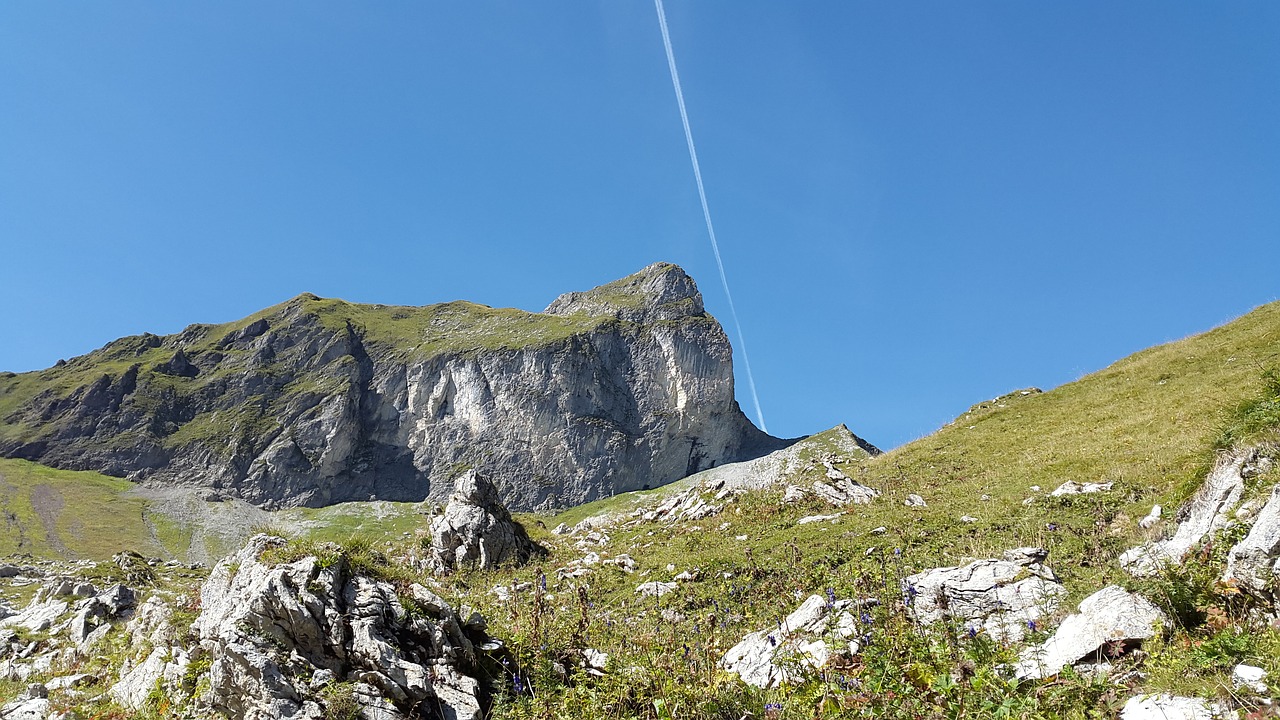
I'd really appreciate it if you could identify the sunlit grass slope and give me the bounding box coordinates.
[0,458,179,560]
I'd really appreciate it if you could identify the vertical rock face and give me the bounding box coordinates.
[0,263,790,510]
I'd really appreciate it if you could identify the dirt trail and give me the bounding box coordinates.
[30,483,71,557]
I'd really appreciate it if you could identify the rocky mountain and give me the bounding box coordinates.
[0,294,1279,719]
[0,263,793,510]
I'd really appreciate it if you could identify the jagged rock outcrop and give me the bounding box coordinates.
[428,470,542,572]
[1120,447,1259,576]
[0,263,791,510]
[193,534,499,720]
[1223,457,1280,595]
[904,547,1066,642]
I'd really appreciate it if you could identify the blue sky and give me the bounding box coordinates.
[2,2,1278,449]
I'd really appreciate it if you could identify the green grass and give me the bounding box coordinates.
[0,458,178,560]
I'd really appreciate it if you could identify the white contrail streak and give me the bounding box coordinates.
[653,0,768,433]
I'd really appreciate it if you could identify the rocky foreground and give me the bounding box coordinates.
[3,441,1280,719]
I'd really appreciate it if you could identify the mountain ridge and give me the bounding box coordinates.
[0,263,798,511]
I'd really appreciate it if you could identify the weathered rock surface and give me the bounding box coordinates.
[1120,448,1257,576]
[722,594,863,689]
[682,425,879,494]
[428,470,541,572]
[1223,481,1280,594]
[0,685,49,720]
[0,263,792,511]
[193,534,497,720]
[1232,663,1269,694]
[1120,694,1238,720]
[904,548,1066,642]
[1013,586,1167,680]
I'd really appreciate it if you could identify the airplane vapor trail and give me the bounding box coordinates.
[653,0,769,433]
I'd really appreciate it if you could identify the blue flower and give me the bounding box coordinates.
[825,587,836,607]
[1026,619,1037,632]
[767,634,777,647]
[860,612,873,625]
[966,626,978,639]
[538,573,547,591]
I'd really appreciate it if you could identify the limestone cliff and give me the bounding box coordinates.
[0,263,789,510]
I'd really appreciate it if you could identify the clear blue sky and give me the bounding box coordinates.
[2,2,1278,450]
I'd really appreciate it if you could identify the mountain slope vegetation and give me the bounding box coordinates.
[2,299,1279,719]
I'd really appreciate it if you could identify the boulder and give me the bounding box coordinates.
[428,470,542,572]
[0,697,48,720]
[109,646,190,710]
[1050,481,1113,496]
[904,548,1066,642]
[1232,663,1268,694]
[811,477,879,507]
[1120,448,1256,576]
[635,582,677,598]
[1120,694,1237,720]
[1013,586,1167,680]
[722,594,862,688]
[192,534,495,720]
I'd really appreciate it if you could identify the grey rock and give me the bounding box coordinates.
[904,548,1065,642]
[904,494,927,507]
[682,424,879,494]
[1232,663,1268,694]
[0,593,68,633]
[0,698,49,720]
[1223,481,1280,594]
[1049,481,1113,496]
[1139,505,1163,529]
[722,594,861,688]
[109,646,190,711]
[428,470,541,572]
[1013,586,1167,680]
[1120,694,1238,720]
[191,534,489,720]
[797,513,843,525]
[0,264,792,512]
[781,485,807,504]
[635,582,677,598]
[44,673,96,691]
[1121,448,1257,576]
[811,477,879,507]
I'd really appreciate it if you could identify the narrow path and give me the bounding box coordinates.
[30,483,71,557]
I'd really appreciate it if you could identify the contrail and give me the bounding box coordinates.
[653,0,768,433]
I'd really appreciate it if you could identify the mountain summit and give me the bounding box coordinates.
[0,263,798,510]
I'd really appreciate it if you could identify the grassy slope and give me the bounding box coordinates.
[544,300,1280,588]
[0,458,178,560]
